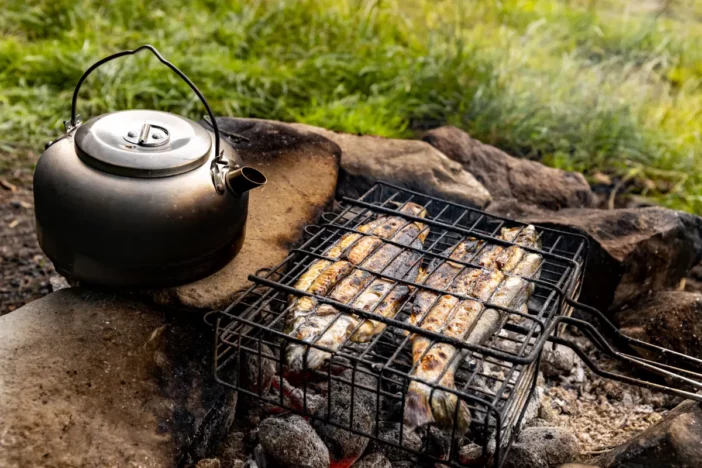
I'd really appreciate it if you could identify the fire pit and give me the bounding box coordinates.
[210,183,702,467]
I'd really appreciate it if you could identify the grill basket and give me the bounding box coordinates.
[211,183,702,467]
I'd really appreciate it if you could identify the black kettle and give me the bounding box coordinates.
[34,45,266,287]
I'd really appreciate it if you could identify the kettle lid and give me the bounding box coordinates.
[74,109,212,178]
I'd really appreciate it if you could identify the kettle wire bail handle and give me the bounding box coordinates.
[69,44,222,161]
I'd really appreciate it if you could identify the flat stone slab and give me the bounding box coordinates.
[596,400,702,467]
[0,288,236,467]
[149,118,341,310]
[291,123,491,208]
[616,290,702,360]
[488,199,702,311]
[423,126,594,210]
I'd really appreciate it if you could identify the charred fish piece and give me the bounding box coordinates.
[410,238,485,320]
[285,203,428,371]
[357,202,427,238]
[404,225,542,432]
[284,203,425,335]
[349,219,428,342]
[288,216,429,370]
[285,261,355,335]
[404,240,507,430]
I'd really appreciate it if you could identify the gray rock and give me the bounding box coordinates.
[312,369,378,466]
[149,117,341,309]
[0,288,237,468]
[258,415,329,468]
[488,200,702,311]
[504,426,580,468]
[353,452,392,468]
[540,345,577,378]
[423,126,594,210]
[615,291,702,360]
[291,123,491,208]
[596,400,702,468]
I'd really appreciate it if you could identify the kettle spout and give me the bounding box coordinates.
[225,166,267,195]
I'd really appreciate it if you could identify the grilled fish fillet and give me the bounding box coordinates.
[349,217,428,342]
[404,226,542,432]
[286,202,428,371]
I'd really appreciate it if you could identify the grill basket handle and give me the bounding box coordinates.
[548,299,702,402]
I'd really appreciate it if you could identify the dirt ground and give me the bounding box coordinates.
[0,167,57,315]
[538,334,676,457]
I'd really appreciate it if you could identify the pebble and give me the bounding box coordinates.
[0,179,17,192]
[9,200,31,209]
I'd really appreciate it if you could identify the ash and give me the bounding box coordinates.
[535,331,675,457]
[203,329,678,468]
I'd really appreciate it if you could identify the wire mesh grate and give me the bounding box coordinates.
[213,183,589,467]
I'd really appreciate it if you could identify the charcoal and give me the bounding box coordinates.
[390,462,415,468]
[458,442,484,466]
[258,415,329,468]
[312,368,378,466]
[503,426,580,468]
[217,429,248,468]
[242,454,259,468]
[422,426,450,461]
[239,344,277,396]
[367,423,422,462]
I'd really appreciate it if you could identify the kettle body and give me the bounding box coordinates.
[33,46,265,287]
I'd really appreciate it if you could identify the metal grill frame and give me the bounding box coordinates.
[212,183,590,467]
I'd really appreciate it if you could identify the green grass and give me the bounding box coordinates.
[2,0,702,212]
